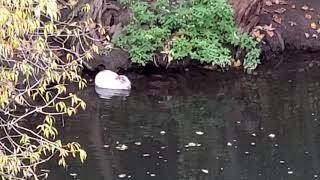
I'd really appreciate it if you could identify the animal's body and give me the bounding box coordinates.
[94,70,131,90]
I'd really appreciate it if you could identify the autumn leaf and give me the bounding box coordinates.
[278,0,288,5]
[231,59,242,68]
[305,14,312,20]
[305,33,310,38]
[68,0,78,7]
[274,8,286,14]
[252,30,265,41]
[301,5,309,11]
[310,23,317,30]
[253,24,275,38]
[263,24,275,31]
[272,14,282,24]
[266,30,274,37]
[265,0,273,6]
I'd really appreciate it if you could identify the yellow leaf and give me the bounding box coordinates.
[79,149,87,163]
[311,22,317,30]
[231,59,242,68]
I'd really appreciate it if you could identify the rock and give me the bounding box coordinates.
[86,49,131,72]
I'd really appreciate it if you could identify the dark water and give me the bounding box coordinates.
[48,54,320,180]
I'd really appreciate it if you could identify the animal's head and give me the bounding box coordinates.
[116,75,131,89]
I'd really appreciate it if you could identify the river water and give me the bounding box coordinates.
[48,53,320,180]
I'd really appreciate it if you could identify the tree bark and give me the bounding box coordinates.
[227,0,264,33]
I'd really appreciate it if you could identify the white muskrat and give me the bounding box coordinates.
[94,70,131,90]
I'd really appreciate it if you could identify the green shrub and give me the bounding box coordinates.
[115,0,261,71]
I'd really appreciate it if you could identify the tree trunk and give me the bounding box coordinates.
[227,0,264,33]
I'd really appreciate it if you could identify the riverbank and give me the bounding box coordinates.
[86,0,320,73]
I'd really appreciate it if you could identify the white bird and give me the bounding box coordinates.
[94,70,131,90]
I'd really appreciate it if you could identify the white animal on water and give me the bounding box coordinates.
[94,70,131,90]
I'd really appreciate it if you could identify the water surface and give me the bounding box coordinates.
[48,54,320,180]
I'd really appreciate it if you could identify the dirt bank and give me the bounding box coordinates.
[259,0,320,58]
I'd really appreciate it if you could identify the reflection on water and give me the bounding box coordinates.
[95,86,130,99]
[48,54,320,180]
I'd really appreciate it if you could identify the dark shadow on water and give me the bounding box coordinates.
[48,53,320,180]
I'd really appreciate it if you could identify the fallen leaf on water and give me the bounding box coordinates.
[116,144,128,151]
[185,142,198,147]
[134,142,142,146]
[291,4,296,9]
[311,22,317,30]
[195,131,204,135]
[274,0,280,5]
[118,174,127,178]
[272,14,282,24]
[301,5,309,11]
[201,169,209,174]
[268,133,276,139]
[69,173,77,178]
[305,14,312,19]
[305,32,310,38]
[317,28,320,34]
[265,0,272,6]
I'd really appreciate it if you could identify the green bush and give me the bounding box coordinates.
[115,0,261,71]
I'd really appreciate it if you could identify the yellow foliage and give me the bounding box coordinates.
[0,0,103,179]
